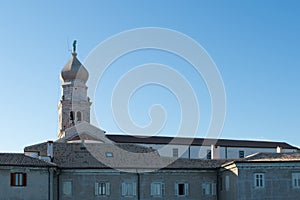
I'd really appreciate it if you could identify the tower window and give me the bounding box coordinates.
[70,111,74,121]
[77,111,82,122]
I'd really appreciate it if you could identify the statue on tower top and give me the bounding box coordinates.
[72,40,77,53]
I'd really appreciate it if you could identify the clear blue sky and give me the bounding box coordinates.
[0,1,299,152]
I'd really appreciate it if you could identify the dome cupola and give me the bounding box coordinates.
[60,52,89,83]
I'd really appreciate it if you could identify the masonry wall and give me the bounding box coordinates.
[58,169,217,200]
[0,166,51,200]
[219,162,300,200]
[236,163,300,200]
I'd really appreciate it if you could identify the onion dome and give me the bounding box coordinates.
[60,53,89,83]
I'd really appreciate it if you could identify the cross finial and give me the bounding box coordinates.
[72,40,77,53]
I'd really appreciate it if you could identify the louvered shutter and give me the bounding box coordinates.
[11,173,15,186]
[150,183,154,196]
[212,183,216,195]
[175,183,178,196]
[122,183,126,196]
[184,183,189,196]
[95,182,99,196]
[106,182,110,195]
[133,182,137,196]
[161,183,165,196]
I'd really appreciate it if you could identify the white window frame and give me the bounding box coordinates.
[225,175,230,191]
[202,183,216,196]
[175,182,189,197]
[254,173,265,189]
[95,182,110,196]
[292,172,300,189]
[62,180,72,196]
[150,182,165,197]
[122,182,137,197]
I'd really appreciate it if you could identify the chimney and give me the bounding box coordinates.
[276,146,282,153]
[211,145,220,159]
[47,141,54,161]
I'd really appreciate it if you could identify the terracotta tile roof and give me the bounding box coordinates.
[242,152,300,162]
[0,153,56,167]
[221,153,300,167]
[24,142,231,169]
[106,134,299,149]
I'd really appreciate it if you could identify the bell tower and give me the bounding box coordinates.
[58,41,91,138]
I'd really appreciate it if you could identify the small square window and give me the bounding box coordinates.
[239,150,245,158]
[105,152,113,157]
[122,182,137,197]
[175,182,188,197]
[173,148,179,158]
[151,182,165,197]
[11,172,26,187]
[202,183,216,196]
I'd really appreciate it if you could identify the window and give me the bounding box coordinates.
[77,111,82,122]
[11,172,26,187]
[219,177,223,191]
[239,150,245,158]
[254,173,265,188]
[122,182,136,197]
[95,182,110,196]
[175,182,188,197]
[70,111,75,121]
[292,173,300,188]
[105,152,113,157]
[62,181,72,196]
[225,175,230,191]
[207,150,211,159]
[151,182,165,197]
[202,183,216,196]
[173,148,179,157]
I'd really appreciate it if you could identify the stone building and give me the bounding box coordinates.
[219,153,300,200]
[0,153,56,200]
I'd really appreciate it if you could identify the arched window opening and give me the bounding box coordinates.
[77,111,82,122]
[70,111,75,124]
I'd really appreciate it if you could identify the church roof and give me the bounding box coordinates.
[60,53,89,83]
[106,134,299,149]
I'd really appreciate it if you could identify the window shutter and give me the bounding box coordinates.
[150,183,154,196]
[133,182,137,196]
[95,182,99,196]
[212,183,216,195]
[175,183,178,196]
[122,183,126,196]
[185,183,189,196]
[23,173,27,186]
[106,182,110,195]
[11,173,15,186]
[161,183,165,196]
